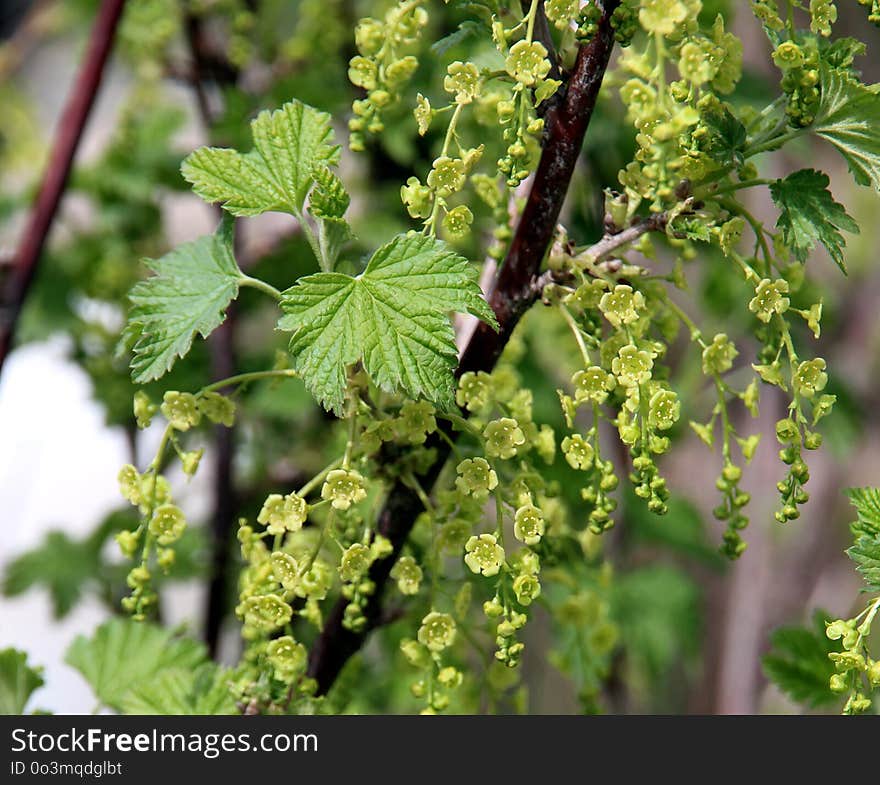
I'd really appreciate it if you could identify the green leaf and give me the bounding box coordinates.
[812,64,880,191]
[278,233,497,413]
[844,488,880,591]
[612,566,701,682]
[308,165,349,220]
[702,104,747,168]
[818,37,866,72]
[846,486,880,537]
[118,665,237,715]
[4,532,100,618]
[0,649,44,715]
[847,536,880,592]
[430,20,486,56]
[2,509,134,619]
[126,217,241,383]
[769,169,858,273]
[66,619,207,711]
[762,611,838,708]
[670,216,712,243]
[309,164,352,270]
[181,99,339,216]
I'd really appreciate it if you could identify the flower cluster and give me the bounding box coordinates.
[826,601,880,714]
[348,1,428,151]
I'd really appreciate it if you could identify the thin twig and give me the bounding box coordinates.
[529,212,671,296]
[0,0,127,375]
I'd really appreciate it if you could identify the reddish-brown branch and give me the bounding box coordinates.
[306,0,622,696]
[0,0,127,374]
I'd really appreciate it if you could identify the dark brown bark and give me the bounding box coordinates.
[307,1,622,695]
[204,317,238,656]
[0,0,127,374]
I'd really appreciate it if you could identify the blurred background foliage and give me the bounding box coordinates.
[1,0,879,714]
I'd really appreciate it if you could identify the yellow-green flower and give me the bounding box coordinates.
[148,504,186,545]
[455,457,499,499]
[572,366,616,404]
[612,344,654,387]
[417,611,457,652]
[161,391,201,431]
[414,93,432,136]
[270,551,299,591]
[702,333,738,375]
[397,400,436,444]
[484,417,526,459]
[749,278,790,322]
[257,492,308,535]
[599,284,645,328]
[456,371,493,411]
[648,388,680,430]
[239,593,292,631]
[198,391,235,426]
[772,41,805,70]
[505,40,551,86]
[514,504,545,545]
[561,434,595,471]
[390,556,423,595]
[338,543,373,582]
[348,55,377,89]
[639,0,687,35]
[401,176,432,219]
[321,469,367,511]
[513,573,541,605]
[426,156,466,196]
[464,533,505,577]
[266,635,307,680]
[678,41,713,84]
[443,204,474,238]
[444,61,480,103]
[793,358,828,398]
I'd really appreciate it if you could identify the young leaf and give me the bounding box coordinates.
[762,612,838,708]
[702,104,747,168]
[812,64,880,191]
[278,233,497,413]
[309,164,352,270]
[2,510,152,619]
[0,648,44,715]
[846,486,880,537]
[66,619,207,711]
[612,566,701,681]
[818,37,866,72]
[769,169,859,273]
[4,531,102,619]
[847,535,880,592]
[126,217,241,383]
[118,665,237,715]
[431,20,486,56]
[309,165,350,220]
[181,99,340,216]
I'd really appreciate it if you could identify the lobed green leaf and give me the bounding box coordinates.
[126,217,241,383]
[762,612,838,708]
[66,619,207,711]
[812,64,880,191]
[181,100,340,216]
[0,648,44,715]
[278,233,497,413]
[769,168,858,273]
